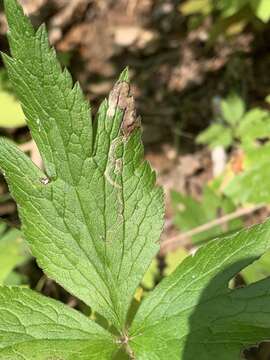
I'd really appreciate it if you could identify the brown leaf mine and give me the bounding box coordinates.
[107,81,141,137]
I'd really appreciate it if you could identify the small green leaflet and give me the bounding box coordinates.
[0,287,118,359]
[236,108,270,142]
[129,221,270,359]
[0,0,163,332]
[196,123,233,149]
[220,92,245,126]
[196,93,245,149]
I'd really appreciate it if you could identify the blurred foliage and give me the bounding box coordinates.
[197,93,245,148]
[242,249,270,284]
[220,98,270,205]
[174,92,270,284]
[180,0,270,38]
[0,69,25,128]
[141,257,159,289]
[195,92,270,206]
[197,93,270,150]
[172,184,242,244]
[141,248,188,289]
[0,51,69,129]
[0,221,29,285]
[164,247,188,276]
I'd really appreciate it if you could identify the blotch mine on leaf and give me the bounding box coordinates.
[107,80,141,137]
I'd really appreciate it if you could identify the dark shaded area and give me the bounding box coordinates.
[183,259,270,359]
[244,342,270,360]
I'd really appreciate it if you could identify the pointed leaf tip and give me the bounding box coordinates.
[119,67,130,82]
[107,74,141,137]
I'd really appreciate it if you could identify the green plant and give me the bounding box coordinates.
[2,1,270,358]
[180,0,270,38]
[197,92,270,205]
[0,221,29,285]
[224,105,270,204]
[187,92,270,285]
[0,69,25,128]
[171,184,243,244]
[196,92,246,149]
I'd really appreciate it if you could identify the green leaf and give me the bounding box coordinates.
[224,161,270,204]
[221,92,245,126]
[224,143,270,205]
[217,0,250,18]
[242,141,270,167]
[141,258,159,289]
[164,247,188,276]
[0,89,25,128]
[209,11,250,40]
[196,124,233,148]
[3,270,28,286]
[0,221,7,237]
[251,0,270,22]
[171,190,215,243]
[0,287,118,359]
[179,0,213,16]
[171,186,242,244]
[0,0,163,330]
[242,249,270,284]
[236,108,270,142]
[171,190,209,240]
[0,223,29,285]
[129,220,270,359]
